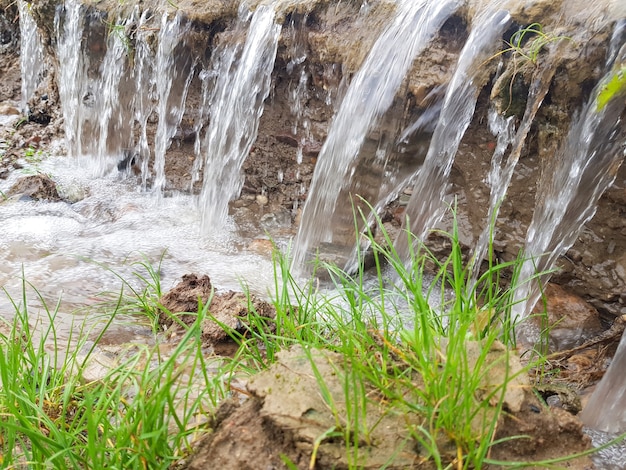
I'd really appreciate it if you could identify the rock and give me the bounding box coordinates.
[158,274,276,346]
[58,183,89,203]
[201,290,275,344]
[532,284,605,352]
[0,104,20,115]
[255,194,268,206]
[247,238,274,255]
[302,141,322,157]
[6,174,61,201]
[274,133,299,147]
[160,274,213,316]
[259,210,291,229]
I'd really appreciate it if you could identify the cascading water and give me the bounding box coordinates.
[470,57,559,283]
[17,0,44,113]
[394,6,512,260]
[286,15,310,167]
[153,12,194,195]
[292,0,461,271]
[55,0,89,157]
[131,9,157,190]
[190,68,214,192]
[94,15,133,174]
[510,44,626,325]
[198,3,281,231]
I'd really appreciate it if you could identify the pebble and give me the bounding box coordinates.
[0,104,20,116]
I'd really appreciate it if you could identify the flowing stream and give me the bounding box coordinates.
[0,155,280,343]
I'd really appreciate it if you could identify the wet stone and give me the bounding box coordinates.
[532,284,605,352]
[158,273,276,347]
[6,174,62,202]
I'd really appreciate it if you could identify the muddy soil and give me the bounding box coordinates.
[159,273,276,346]
[178,345,596,470]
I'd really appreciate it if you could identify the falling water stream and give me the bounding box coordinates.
[153,12,194,195]
[17,0,44,113]
[94,14,133,175]
[470,58,558,284]
[511,46,626,324]
[292,0,461,270]
[56,0,89,158]
[198,3,281,230]
[393,5,512,263]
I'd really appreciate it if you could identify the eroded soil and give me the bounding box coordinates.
[177,345,596,470]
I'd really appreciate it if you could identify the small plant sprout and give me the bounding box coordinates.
[499,23,571,65]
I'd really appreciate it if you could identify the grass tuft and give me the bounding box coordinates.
[0,271,222,469]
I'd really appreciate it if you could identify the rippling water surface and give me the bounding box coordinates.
[0,151,279,341]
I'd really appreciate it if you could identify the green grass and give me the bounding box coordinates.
[502,23,570,65]
[0,213,612,468]
[0,275,223,469]
[217,213,545,468]
[88,252,168,332]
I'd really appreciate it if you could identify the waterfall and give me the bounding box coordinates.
[286,15,310,166]
[94,15,133,174]
[511,44,626,325]
[198,3,281,231]
[55,0,89,157]
[153,12,194,195]
[469,108,515,281]
[394,8,512,261]
[131,9,157,190]
[190,68,214,192]
[292,0,462,271]
[470,57,559,283]
[582,330,626,436]
[17,0,44,113]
